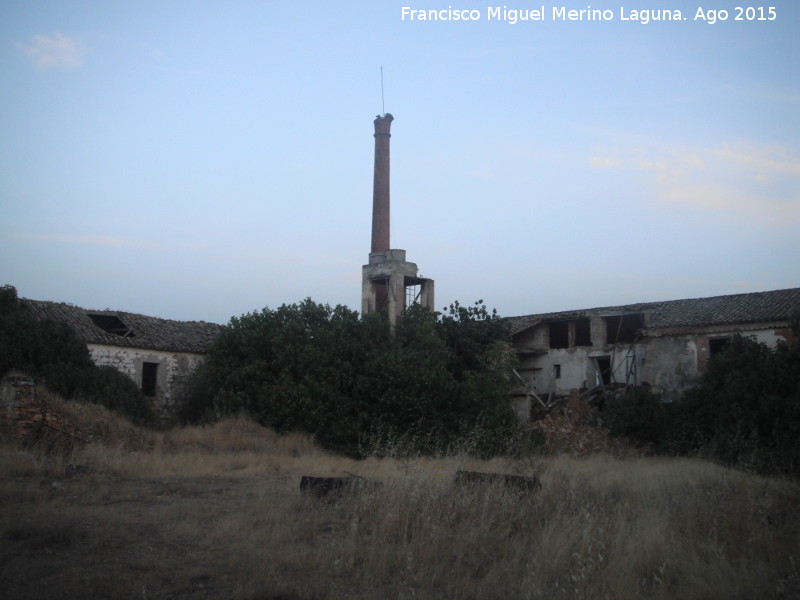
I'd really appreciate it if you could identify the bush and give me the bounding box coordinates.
[604,327,800,475]
[187,298,521,457]
[79,365,156,426]
[664,332,800,474]
[603,386,665,446]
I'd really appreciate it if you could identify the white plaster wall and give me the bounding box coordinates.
[514,323,792,404]
[87,344,205,420]
[750,330,790,346]
[529,348,597,396]
[642,328,788,401]
[641,337,699,401]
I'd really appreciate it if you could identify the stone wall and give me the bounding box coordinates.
[87,344,205,421]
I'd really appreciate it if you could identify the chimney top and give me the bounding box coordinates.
[374,113,394,135]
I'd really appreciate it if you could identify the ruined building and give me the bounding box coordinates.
[24,300,223,421]
[507,287,800,418]
[361,113,434,325]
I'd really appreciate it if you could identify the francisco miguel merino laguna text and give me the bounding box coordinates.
[400,6,683,23]
[401,6,778,24]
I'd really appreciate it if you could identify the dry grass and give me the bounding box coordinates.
[1,398,799,599]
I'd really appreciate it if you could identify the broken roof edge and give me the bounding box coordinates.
[506,303,662,337]
[507,287,800,337]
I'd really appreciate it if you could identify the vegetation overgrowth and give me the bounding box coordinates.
[1,398,799,600]
[186,299,523,457]
[0,285,154,424]
[604,327,800,476]
[3,279,798,475]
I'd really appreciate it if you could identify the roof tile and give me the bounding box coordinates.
[26,300,224,353]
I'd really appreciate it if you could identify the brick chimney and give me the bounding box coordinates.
[371,113,393,254]
[362,112,434,325]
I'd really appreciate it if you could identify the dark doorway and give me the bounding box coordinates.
[142,362,158,397]
[595,357,612,385]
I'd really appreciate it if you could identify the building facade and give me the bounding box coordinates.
[27,300,223,421]
[507,288,800,418]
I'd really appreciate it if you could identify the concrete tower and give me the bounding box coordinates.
[362,114,434,325]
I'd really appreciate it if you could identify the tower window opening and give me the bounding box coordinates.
[406,284,421,308]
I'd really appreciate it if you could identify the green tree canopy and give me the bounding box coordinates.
[187,298,520,457]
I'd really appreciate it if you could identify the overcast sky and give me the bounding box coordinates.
[2,1,798,324]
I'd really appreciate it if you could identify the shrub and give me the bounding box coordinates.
[664,332,800,474]
[187,298,521,457]
[604,328,800,475]
[603,386,666,446]
[79,365,156,426]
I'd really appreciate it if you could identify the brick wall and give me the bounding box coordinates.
[0,375,85,450]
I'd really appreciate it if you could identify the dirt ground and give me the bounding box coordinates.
[1,471,300,600]
[3,429,799,600]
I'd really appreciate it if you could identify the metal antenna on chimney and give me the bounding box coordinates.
[380,66,385,116]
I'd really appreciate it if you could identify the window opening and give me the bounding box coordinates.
[709,337,731,358]
[405,284,420,308]
[604,314,643,344]
[142,362,158,397]
[553,364,561,379]
[548,322,569,349]
[574,318,591,346]
[88,314,135,337]
[371,279,389,313]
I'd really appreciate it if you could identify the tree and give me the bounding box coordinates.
[187,298,520,457]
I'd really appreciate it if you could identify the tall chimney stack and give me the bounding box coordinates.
[362,112,434,325]
[371,113,393,254]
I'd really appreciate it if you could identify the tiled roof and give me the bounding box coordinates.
[25,300,225,353]
[507,288,800,336]
[646,288,800,329]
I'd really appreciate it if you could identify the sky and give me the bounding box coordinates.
[1,1,798,324]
